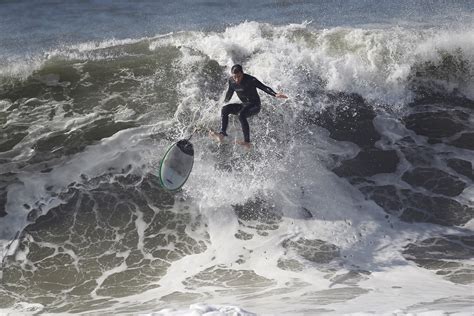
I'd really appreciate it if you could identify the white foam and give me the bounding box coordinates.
[1,21,473,315]
[154,22,474,107]
[3,22,473,103]
[0,302,44,315]
[147,303,256,316]
[139,23,473,314]
[0,124,154,259]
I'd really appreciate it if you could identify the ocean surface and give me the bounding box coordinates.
[1,1,473,315]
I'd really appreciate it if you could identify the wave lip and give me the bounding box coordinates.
[2,22,474,104]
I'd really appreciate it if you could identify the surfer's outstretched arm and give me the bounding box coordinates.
[253,77,288,99]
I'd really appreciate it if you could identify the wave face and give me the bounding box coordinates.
[0,20,473,315]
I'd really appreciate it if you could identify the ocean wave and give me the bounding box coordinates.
[2,22,473,106]
[0,21,473,314]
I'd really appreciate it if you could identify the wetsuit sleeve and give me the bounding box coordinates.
[224,79,234,102]
[253,77,277,97]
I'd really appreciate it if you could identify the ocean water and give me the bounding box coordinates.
[0,1,473,315]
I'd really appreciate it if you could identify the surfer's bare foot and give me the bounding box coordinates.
[209,130,225,143]
[236,140,252,149]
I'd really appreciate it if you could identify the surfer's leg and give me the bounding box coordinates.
[220,103,242,136]
[238,104,261,143]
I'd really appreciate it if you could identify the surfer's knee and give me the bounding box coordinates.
[221,106,229,116]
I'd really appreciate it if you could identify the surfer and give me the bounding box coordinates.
[210,64,288,148]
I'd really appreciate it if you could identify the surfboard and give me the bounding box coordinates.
[159,139,194,191]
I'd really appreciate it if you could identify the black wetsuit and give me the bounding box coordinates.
[220,73,277,142]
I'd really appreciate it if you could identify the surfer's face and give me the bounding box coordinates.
[232,71,244,84]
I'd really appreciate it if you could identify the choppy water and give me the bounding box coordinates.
[0,1,473,315]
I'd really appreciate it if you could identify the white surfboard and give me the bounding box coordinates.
[159,139,194,191]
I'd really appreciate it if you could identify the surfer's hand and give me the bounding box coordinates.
[276,92,288,99]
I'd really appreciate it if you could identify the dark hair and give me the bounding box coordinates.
[231,64,243,74]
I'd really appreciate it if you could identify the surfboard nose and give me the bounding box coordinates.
[177,139,194,156]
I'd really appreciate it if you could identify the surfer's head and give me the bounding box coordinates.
[231,64,244,84]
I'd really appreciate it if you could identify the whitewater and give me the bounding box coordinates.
[0,1,473,315]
